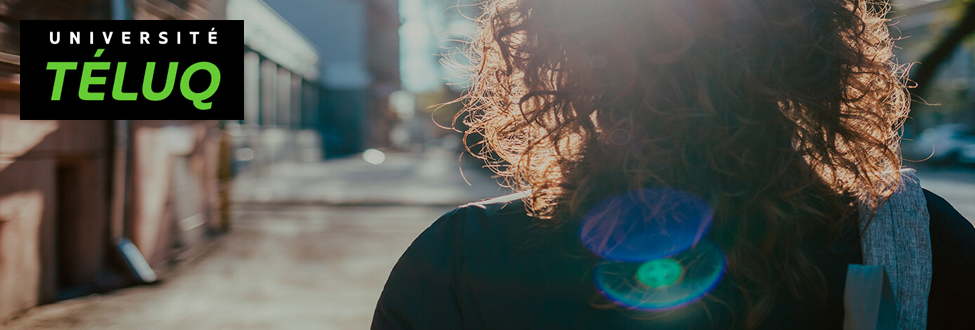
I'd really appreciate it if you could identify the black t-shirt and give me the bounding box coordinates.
[373,189,975,329]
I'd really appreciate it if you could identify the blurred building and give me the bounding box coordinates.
[0,0,230,322]
[224,0,323,174]
[262,0,401,156]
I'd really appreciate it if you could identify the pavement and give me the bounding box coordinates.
[231,147,508,207]
[4,147,508,330]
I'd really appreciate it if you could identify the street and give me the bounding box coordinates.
[3,206,455,329]
[4,148,505,329]
[4,152,972,330]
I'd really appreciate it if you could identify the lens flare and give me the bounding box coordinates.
[636,258,683,288]
[594,240,726,311]
[580,188,713,262]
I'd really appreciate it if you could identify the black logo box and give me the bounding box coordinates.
[21,20,243,120]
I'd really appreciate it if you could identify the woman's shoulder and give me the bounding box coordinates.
[923,189,975,266]
[391,192,540,268]
[420,192,552,257]
[457,191,534,224]
[373,193,580,329]
[923,188,975,329]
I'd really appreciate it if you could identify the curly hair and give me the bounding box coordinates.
[459,0,908,327]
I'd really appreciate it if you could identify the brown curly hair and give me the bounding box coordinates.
[459,0,908,327]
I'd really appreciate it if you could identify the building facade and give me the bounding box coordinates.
[0,0,230,322]
[225,0,323,174]
[262,0,401,156]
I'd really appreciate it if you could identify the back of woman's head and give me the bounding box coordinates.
[460,0,908,327]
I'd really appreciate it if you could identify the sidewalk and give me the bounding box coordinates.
[4,148,509,330]
[232,147,507,206]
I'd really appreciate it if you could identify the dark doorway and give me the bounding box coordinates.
[54,162,88,300]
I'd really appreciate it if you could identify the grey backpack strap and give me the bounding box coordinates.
[844,265,897,330]
[854,169,932,330]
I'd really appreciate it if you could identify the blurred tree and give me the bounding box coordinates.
[911,0,975,100]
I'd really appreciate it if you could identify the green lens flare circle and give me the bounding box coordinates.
[636,258,683,288]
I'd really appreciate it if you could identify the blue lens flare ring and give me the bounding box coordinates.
[580,188,713,262]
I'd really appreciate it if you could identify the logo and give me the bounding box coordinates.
[21,20,243,120]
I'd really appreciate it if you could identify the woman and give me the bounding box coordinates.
[373,0,975,328]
